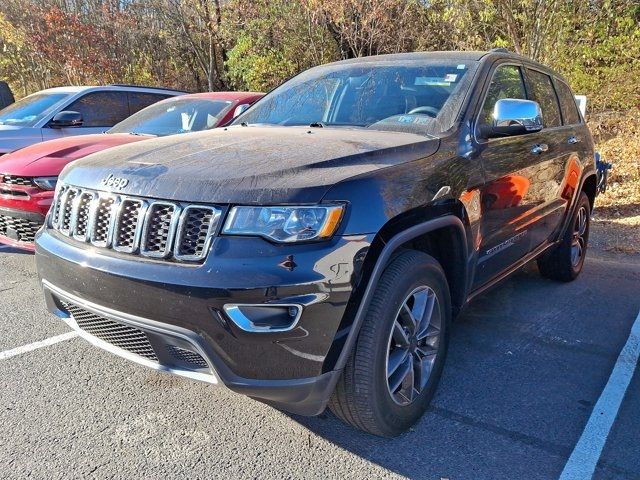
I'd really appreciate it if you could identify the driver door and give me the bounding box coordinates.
[472,63,556,288]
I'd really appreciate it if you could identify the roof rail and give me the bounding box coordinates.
[108,84,188,93]
[489,48,511,53]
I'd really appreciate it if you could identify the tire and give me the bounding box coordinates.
[0,81,14,110]
[537,191,591,282]
[329,250,451,437]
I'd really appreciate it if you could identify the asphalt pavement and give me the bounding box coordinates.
[0,241,638,479]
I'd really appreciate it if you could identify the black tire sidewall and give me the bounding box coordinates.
[570,193,591,276]
[362,255,451,435]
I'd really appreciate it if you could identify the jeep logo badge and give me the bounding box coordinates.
[101,174,129,189]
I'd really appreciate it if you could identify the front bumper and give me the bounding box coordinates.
[0,184,53,250]
[36,229,373,414]
[0,207,45,251]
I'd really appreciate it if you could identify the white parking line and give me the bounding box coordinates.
[559,310,640,480]
[0,332,78,361]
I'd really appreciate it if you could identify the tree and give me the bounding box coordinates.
[308,0,427,59]
[224,0,337,91]
[153,0,228,91]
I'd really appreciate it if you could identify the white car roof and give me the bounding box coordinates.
[36,86,88,95]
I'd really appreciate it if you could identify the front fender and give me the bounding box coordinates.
[322,215,468,374]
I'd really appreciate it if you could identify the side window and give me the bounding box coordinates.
[65,92,130,127]
[128,93,171,115]
[554,80,581,125]
[480,65,527,125]
[525,69,561,128]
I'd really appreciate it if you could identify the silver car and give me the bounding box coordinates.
[0,85,184,155]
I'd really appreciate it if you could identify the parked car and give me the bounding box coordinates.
[0,84,185,156]
[0,81,14,110]
[35,50,598,437]
[0,91,263,251]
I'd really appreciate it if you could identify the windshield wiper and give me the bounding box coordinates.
[309,122,325,128]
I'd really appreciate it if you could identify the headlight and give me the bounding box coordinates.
[33,176,58,191]
[222,205,344,243]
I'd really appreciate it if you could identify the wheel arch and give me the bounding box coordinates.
[325,207,471,374]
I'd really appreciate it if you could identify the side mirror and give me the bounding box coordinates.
[49,111,83,128]
[233,103,250,119]
[484,99,543,138]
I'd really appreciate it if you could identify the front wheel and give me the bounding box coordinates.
[329,250,451,437]
[537,191,591,282]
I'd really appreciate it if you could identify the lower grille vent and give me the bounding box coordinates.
[61,301,158,361]
[0,214,42,242]
[166,345,209,369]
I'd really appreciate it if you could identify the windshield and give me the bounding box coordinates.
[109,98,234,136]
[234,60,478,135]
[0,93,68,127]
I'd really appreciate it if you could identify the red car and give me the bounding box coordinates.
[0,91,263,251]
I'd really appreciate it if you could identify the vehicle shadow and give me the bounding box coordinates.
[281,256,640,479]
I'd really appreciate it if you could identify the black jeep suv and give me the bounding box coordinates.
[35,50,597,437]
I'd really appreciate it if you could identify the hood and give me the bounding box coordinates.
[0,126,43,155]
[0,133,148,177]
[61,125,440,204]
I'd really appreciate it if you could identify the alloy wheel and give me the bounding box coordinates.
[571,206,588,267]
[385,286,442,406]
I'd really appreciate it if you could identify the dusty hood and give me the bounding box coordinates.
[0,133,148,176]
[61,125,439,204]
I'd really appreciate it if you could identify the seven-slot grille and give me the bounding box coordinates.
[0,174,33,186]
[0,214,42,242]
[50,185,221,262]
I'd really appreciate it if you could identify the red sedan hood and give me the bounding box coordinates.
[0,133,149,177]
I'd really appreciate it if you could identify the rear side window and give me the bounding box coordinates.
[480,65,527,125]
[65,92,130,127]
[525,69,561,128]
[554,80,582,125]
[128,92,172,115]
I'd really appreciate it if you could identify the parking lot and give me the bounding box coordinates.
[1,232,639,480]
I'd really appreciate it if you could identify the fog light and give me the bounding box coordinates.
[223,304,302,332]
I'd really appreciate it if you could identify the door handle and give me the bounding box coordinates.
[568,136,580,145]
[531,143,549,154]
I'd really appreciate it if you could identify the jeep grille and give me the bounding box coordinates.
[50,185,222,262]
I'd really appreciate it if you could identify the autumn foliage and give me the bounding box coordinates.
[0,0,638,221]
